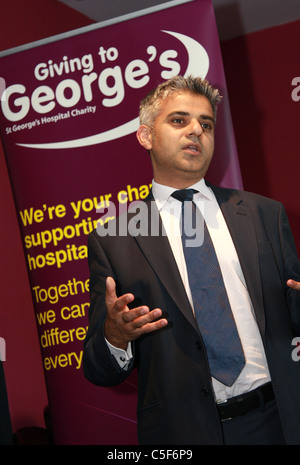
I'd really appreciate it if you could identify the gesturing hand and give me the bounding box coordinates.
[104,276,168,350]
[287,279,300,291]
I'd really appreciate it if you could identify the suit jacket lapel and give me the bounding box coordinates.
[210,184,265,336]
[131,194,199,334]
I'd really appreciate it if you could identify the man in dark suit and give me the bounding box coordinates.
[83,76,300,445]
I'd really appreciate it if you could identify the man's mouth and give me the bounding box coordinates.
[183,143,201,153]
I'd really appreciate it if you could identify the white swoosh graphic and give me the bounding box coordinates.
[162,30,209,79]
[17,31,209,150]
[18,117,140,149]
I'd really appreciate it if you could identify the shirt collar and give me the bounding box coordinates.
[152,178,213,211]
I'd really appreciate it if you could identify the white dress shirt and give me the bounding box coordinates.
[107,179,271,402]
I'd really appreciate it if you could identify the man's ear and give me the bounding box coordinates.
[136,125,152,150]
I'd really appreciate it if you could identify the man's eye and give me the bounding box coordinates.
[201,122,212,131]
[172,118,184,124]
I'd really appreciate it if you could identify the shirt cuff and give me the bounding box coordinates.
[105,338,133,370]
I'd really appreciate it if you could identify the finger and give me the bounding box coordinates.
[287,279,300,291]
[124,308,166,328]
[105,276,117,304]
[114,293,135,311]
[105,276,134,311]
[136,308,164,326]
[123,316,168,341]
[135,316,168,334]
[122,305,150,323]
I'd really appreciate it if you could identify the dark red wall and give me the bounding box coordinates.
[220,20,300,250]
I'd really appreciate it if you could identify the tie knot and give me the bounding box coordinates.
[171,189,197,202]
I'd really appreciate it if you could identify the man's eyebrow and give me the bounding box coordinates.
[201,114,215,124]
[167,111,215,125]
[167,111,189,118]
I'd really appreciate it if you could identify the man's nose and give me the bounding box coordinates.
[188,119,203,137]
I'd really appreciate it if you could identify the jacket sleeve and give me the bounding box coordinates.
[82,231,135,387]
[278,202,300,334]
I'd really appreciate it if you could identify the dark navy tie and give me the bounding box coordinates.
[172,188,245,386]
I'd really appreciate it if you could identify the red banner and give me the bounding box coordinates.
[0,0,242,444]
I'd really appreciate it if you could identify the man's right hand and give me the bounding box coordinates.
[104,276,168,350]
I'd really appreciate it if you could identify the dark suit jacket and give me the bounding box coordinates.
[83,184,300,445]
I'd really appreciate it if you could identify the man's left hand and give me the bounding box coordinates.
[287,279,300,291]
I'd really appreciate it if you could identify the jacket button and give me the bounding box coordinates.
[201,388,209,397]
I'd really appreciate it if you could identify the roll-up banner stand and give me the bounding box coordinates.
[0,0,242,444]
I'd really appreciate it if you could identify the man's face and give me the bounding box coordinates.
[137,91,215,188]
